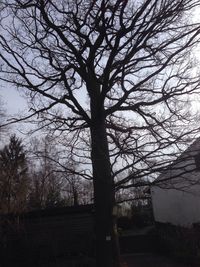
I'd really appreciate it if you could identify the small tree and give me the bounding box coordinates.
[0,135,28,213]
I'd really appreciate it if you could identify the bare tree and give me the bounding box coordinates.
[28,134,93,209]
[28,135,66,209]
[0,97,9,142]
[1,1,200,266]
[59,156,91,206]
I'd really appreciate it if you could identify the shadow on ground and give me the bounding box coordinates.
[121,253,197,267]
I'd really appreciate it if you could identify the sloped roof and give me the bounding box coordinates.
[153,137,200,188]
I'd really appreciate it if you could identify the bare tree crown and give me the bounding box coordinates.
[0,0,200,189]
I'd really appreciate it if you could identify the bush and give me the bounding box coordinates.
[156,222,200,264]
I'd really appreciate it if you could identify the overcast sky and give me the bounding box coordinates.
[0,84,27,115]
[0,82,32,142]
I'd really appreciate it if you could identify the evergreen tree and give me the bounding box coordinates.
[0,135,28,213]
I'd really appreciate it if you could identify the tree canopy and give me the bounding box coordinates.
[0,1,200,183]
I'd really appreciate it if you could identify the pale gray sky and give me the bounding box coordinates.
[0,83,31,141]
[0,85,27,115]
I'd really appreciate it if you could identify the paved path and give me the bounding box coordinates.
[121,254,195,267]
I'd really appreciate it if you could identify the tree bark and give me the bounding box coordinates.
[90,119,121,267]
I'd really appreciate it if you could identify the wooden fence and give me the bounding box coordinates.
[0,205,94,265]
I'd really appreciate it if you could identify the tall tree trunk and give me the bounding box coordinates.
[90,119,121,267]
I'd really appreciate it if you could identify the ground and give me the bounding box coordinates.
[19,253,195,267]
[121,253,196,267]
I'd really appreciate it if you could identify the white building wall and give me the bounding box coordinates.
[151,138,200,227]
[151,184,200,227]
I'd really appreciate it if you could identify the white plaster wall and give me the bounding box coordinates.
[151,139,200,227]
[151,184,200,227]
